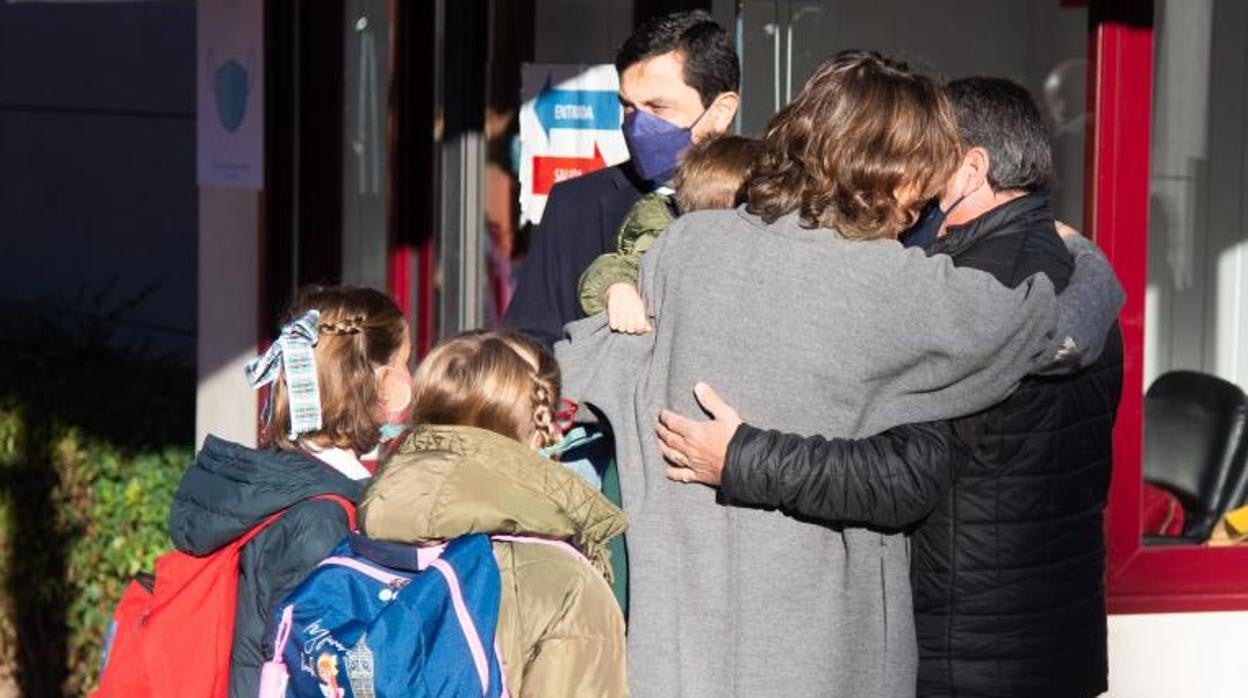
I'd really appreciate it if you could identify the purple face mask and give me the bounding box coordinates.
[621,108,706,184]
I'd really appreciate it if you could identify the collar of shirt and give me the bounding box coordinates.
[300,441,372,481]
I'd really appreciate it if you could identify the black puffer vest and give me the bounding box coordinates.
[915,193,1124,698]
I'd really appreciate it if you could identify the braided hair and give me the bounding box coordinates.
[409,330,563,448]
[263,285,406,454]
[498,332,562,449]
[318,315,366,337]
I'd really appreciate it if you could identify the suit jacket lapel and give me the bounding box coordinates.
[598,165,647,253]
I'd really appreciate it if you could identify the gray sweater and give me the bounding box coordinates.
[556,207,1091,698]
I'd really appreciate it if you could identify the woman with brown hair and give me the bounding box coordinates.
[360,330,628,697]
[557,51,1117,698]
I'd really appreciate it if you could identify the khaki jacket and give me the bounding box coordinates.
[577,191,677,315]
[360,425,628,697]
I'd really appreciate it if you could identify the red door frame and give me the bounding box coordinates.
[1091,0,1248,613]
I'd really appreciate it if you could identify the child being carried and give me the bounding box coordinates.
[578,135,762,334]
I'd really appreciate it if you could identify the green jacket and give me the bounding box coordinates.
[360,425,628,697]
[578,191,677,315]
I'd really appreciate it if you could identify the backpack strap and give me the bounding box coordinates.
[429,557,493,694]
[270,604,294,663]
[258,605,295,698]
[491,534,591,566]
[312,493,358,531]
[236,493,357,550]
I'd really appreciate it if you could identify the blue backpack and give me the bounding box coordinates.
[260,533,508,698]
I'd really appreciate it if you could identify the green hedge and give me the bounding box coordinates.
[0,305,192,696]
[56,430,187,695]
[0,408,19,693]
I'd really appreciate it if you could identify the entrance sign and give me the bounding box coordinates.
[534,77,622,135]
[197,0,264,190]
[520,64,628,225]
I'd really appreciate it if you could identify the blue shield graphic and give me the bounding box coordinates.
[214,59,250,133]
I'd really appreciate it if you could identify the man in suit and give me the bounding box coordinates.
[504,10,741,346]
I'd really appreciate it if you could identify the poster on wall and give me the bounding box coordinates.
[197,0,264,190]
[519,64,629,226]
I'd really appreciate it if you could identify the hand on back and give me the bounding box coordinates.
[658,383,742,486]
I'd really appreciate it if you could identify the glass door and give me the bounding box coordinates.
[735,0,1090,226]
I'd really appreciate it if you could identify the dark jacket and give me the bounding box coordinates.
[504,162,650,347]
[723,193,1124,698]
[168,436,366,698]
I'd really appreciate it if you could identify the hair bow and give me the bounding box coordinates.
[244,310,323,439]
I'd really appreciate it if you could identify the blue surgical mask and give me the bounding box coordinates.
[379,422,407,443]
[621,109,706,184]
[900,196,965,249]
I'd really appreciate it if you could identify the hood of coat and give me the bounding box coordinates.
[360,425,627,579]
[169,435,366,555]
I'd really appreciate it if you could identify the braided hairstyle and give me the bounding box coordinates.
[263,285,406,454]
[497,332,561,449]
[409,330,563,448]
[318,314,367,337]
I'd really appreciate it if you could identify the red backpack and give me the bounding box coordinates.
[93,494,356,698]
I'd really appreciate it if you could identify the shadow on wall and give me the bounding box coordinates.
[0,295,194,696]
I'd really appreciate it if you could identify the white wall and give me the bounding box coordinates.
[1107,612,1248,697]
[195,186,259,449]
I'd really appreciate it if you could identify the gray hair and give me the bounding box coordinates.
[947,77,1054,193]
